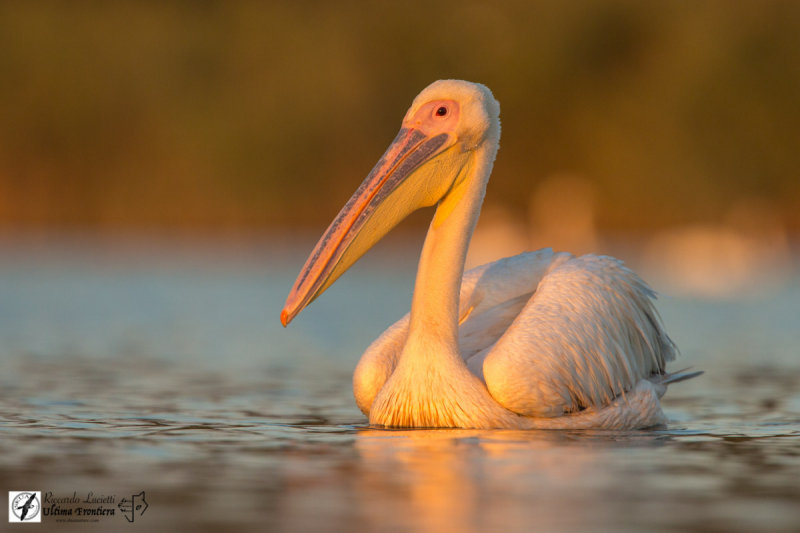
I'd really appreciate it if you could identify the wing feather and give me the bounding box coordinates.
[482,254,676,417]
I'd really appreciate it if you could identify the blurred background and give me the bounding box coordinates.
[1,1,798,241]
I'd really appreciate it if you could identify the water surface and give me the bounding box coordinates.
[1,236,798,532]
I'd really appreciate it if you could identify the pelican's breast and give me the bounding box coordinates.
[353,315,408,415]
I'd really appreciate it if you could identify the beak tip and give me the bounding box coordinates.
[280,308,290,327]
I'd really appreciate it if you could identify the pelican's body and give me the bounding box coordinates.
[282,80,696,430]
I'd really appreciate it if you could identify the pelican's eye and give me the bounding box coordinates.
[435,106,448,117]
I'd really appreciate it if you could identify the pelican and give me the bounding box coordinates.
[281,80,698,430]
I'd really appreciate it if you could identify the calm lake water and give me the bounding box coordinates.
[1,235,798,532]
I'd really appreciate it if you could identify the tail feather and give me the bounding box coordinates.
[650,366,705,385]
[648,367,703,398]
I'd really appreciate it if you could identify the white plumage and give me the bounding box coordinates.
[283,80,697,430]
[354,249,682,429]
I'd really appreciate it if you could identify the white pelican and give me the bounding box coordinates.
[281,80,698,430]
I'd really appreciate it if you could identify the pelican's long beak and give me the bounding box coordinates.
[281,127,458,326]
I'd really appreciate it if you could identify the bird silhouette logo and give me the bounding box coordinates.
[9,491,41,522]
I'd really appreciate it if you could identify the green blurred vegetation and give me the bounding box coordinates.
[0,1,798,233]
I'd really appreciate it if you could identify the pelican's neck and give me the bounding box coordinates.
[405,141,497,356]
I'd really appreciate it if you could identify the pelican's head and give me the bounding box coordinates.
[402,79,500,153]
[281,80,500,326]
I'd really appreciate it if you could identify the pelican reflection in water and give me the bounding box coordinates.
[353,428,633,533]
[282,80,699,429]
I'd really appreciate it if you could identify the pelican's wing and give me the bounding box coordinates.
[353,248,570,414]
[480,254,676,417]
[457,248,572,362]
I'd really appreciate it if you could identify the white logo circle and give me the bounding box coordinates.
[10,492,40,522]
